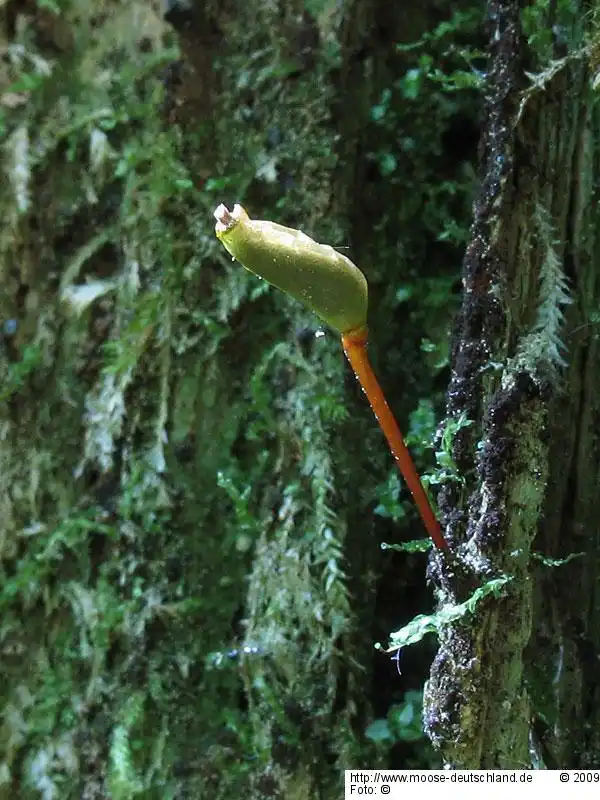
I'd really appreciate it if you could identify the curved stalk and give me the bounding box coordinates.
[213,203,448,550]
[342,327,448,550]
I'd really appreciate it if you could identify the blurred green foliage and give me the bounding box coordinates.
[0,0,483,796]
[365,690,427,744]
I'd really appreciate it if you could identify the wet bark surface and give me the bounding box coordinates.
[425,0,600,769]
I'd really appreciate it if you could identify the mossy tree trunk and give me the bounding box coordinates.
[1,0,479,796]
[424,0,600,769]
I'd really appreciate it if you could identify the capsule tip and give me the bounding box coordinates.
[214,203,249,236]
[214,203,235,234]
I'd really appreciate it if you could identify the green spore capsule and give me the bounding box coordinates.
[214,204,368,335]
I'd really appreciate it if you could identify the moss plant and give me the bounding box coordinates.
[214,203,448,550]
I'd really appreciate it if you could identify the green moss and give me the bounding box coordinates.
[0,0,482,794]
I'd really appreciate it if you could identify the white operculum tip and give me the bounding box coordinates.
[214,203,236,233]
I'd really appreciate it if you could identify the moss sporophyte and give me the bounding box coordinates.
[214,204,448,551]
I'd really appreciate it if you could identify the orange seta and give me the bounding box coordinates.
[341,326,448,551]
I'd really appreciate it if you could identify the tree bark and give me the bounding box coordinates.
[424,0,600,769]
